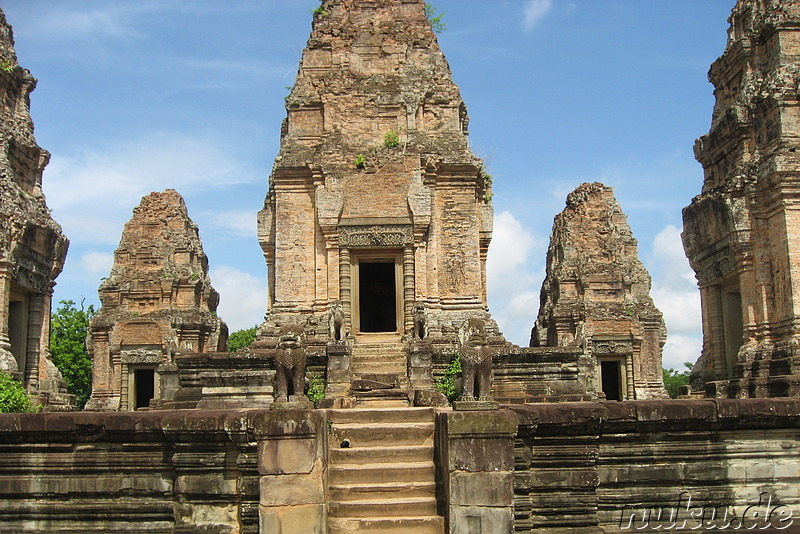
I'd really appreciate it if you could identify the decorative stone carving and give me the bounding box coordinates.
[328,301,347,341]
[338,225,413,248]
[458,318,494,402]
[273,323,307,403]
[412,303,427,341]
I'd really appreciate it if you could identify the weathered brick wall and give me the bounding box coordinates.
[512,399,800,533]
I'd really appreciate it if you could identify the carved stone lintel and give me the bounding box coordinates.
[592,341,633,355]
[120,349,163,364]
[339,225,413,248]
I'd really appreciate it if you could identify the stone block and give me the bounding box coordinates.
[448,437,514,472]
[448,505,513,534]
[176,475,237,496]
[260,472,324,506]
[260,504,325,534]
[443,409,518,437]
[259,438,317,475]
[449,470,514,506]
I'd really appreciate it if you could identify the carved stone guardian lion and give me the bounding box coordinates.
[458,318,494,401]
[274,323,307,402]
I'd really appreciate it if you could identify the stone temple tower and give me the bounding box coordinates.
[683,0,800,398]
[532,183,668,400]
[257,0,501,398]
[86,190,227,411]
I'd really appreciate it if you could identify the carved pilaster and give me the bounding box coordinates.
[0,261,16,372]
[403,246,415,334]
[339,248,351,323]
[24,293,44,387]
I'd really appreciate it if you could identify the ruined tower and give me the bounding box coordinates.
[85,190,227,411]
[0,9,71,408]
[683,0,800,398]
[257,0,501,399]
[533,183,668,400]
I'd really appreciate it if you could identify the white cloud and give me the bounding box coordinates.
[662,334,702,371]
[210,265,267,333]
[523,0,553,32]
[487,211,546,346]
[42,131,260,246]
[648,225,702,368]
[202,209,258,238]
[14,5,146,45]
[81,251,114,277]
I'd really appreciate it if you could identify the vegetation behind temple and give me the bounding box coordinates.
[50,300,95,409]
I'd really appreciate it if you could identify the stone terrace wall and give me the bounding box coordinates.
[0,409,327,534]
[512,399,800,533]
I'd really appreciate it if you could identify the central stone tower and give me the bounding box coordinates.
[257,0,501,399]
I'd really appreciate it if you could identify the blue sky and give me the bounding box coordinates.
[3,0,735,369]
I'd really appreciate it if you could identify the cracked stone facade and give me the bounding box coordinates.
[85,190,227,411]
[532,182,668,400]
[0,8,71,409]
[683,0,800,398]
[257,0,502,357]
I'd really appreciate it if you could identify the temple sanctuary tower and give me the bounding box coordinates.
[683,0,800,397]
[257,0,503,398]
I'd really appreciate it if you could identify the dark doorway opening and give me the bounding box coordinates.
[601,360,622,401]
[359,261,396,332]
[134,368,155,409]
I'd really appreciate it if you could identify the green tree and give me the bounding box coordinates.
[0,371,38,413]
[425,3,446,34]
[228,326,258,352]
[50,300,95,409]
[663,362,693,399]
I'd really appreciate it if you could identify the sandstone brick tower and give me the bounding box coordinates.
[683,0,800,397]
[257,0,501,399]
[85,190,227,411]
[0,9,71,409]
[533,183,668,400]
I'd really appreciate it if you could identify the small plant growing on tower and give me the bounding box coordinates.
[384,129,400,148]
[307,374,326,406]
[1,61,16,73]
[435,354,461,404]
[354,154,366,169]
[312,4,330,18]
[425,3,446,34]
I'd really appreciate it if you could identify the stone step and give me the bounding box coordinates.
[329,422,433,447]
[327,407,435,425]
[328,461,435,485]
[354,397,410,408]
[329,481,436,501]
[350,362,407,373]
[329,497,438,518]
[329,516,444,534]
[330,446,432,464]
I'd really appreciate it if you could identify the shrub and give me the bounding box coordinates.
[0,372,38,413]
[383,129,400,148]
[435,354,461,403]
[228,326,258,352]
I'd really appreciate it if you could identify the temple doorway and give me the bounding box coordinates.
[600,360,622,401]
[132,368,156,409]
[353,252,402,334]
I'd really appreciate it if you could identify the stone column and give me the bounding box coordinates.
[403,245,415,334]
[436,409,518,533]
[24,293,44,388]
[625,354,634,400]
[339,248,351,324]
[0,261,17,373]
[257,409,327,534]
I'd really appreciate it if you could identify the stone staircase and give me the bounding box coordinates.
[327,408,444,534]
[349,336,411,407]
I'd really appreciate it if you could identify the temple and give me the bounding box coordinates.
[683,0,800,398]
[0,10,71,409]
[256,0,503,405]
[85,190,227,411]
